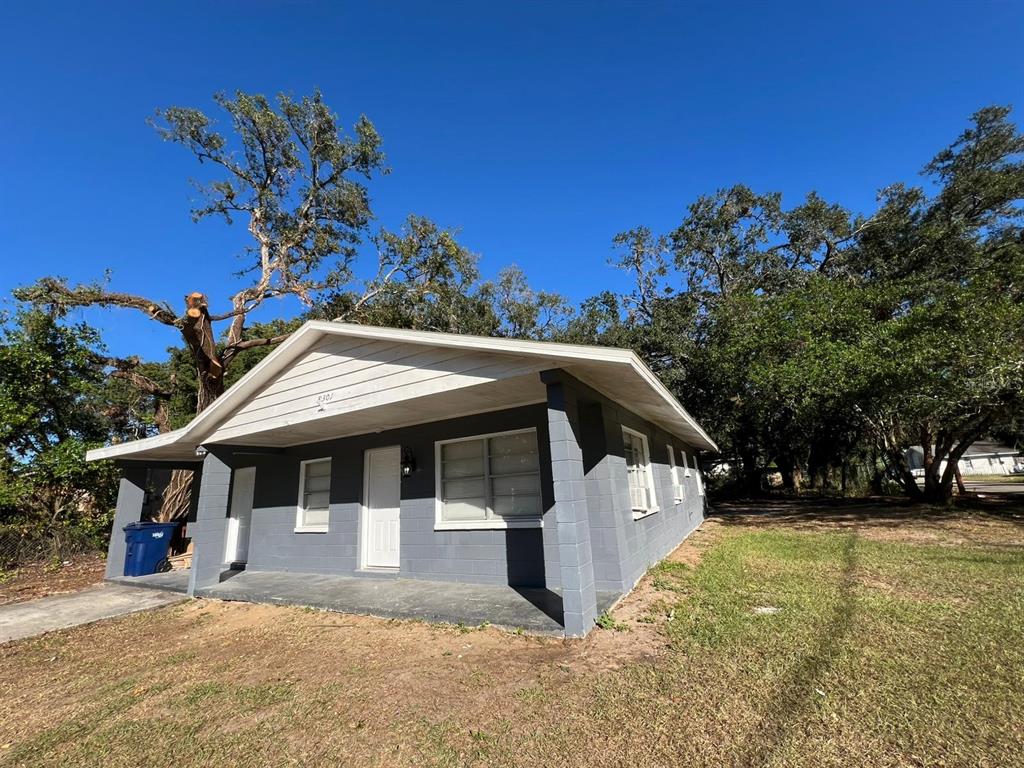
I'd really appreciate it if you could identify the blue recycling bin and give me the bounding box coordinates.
[123,521,178,577]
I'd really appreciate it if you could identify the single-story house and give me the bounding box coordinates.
[89,321,717,636]
[907,442,1024,478]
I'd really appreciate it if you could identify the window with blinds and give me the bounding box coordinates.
[667,444,685,503]
[622,428,656,516]
[297,457,331,531]
[438,429,542,525]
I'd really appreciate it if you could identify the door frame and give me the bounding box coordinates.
[359,445,402,570]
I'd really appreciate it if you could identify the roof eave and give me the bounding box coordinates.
[85,321,719,460]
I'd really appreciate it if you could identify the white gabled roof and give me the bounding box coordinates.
[87,321,717,461]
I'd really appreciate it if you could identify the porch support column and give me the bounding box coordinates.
[187,451,232,596]
[541,370,598,637]
[104,467,147,579]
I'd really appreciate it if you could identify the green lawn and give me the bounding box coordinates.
[964,473,1024,482]
[1,505,1022,767]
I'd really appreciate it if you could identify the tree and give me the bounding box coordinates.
[840,106,1024,503]
[0,309,120,535]
[18,90,387,413]
[609,187,865,492]
[478,265,575,340]
[16,90,563,518]
[581,107,1023,504]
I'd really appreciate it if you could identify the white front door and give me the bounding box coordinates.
[225,466,256,564]
[363,446,401,569]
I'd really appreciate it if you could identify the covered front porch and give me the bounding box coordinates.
[115,569,619,634]
[102,371,608,636]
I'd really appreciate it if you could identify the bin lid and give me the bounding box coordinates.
[124,521,180,531]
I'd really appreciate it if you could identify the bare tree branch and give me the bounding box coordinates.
[14,278,180,326]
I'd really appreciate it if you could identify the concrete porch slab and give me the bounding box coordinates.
[193,570,619,635]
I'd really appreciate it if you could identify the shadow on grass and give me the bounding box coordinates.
[736,532,860,768]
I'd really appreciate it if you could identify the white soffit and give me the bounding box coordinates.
[86,321,718,462]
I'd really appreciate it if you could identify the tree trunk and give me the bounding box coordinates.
[181,292,226,411]
[155,471,194,523]
[921,481,954,505]
[885,447,923,501]
[920,448,966,506]
[924,431,984,506]
[777,454,802,492]
[739,447,761,495]
[869,447,885,495]
[156,292,226,521]
[954,464,967,495]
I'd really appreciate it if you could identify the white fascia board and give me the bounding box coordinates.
[316,321,637,364]
[85,427,192,461]
[624,355,719,453]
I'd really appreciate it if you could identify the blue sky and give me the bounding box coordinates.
[2,1,1022,360]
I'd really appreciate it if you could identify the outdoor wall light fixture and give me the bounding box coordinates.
[195,446,208,458]
[401,446,416,478]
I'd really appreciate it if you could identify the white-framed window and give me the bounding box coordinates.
[623,427,657,518]
[296,457,332,532]
[667,445,685,503]
[435,428,543,530]
[681,449,692,477]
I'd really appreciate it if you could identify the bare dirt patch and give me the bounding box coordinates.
[0,553,105,605]
[584,520,724,664]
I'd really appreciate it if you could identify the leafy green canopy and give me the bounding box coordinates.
[0,310,121,522]
[571,106,1024,501]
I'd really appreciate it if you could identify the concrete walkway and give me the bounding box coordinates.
[0,582,187,644]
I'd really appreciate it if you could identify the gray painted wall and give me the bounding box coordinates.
[568,375,706,595]
[232,403,556,587]
[207,372,705,604]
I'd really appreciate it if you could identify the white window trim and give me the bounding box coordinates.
[622,426,659,519]
[681,449,692,477]
[295,457,331,533]
[667,444,684,503]
[434,427,544,531]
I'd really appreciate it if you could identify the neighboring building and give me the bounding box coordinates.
[907,441,1024,478]
[88,322,717,636]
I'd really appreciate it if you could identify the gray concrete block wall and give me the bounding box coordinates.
[236,404,557,589]
[188,450,234,595]
[600,401,705,593]
[543,374,598,637]
[104,467,147,579]
[555,373,706,596]
[578,401,629,594]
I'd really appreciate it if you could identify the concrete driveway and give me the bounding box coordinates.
[0,581,186,644]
